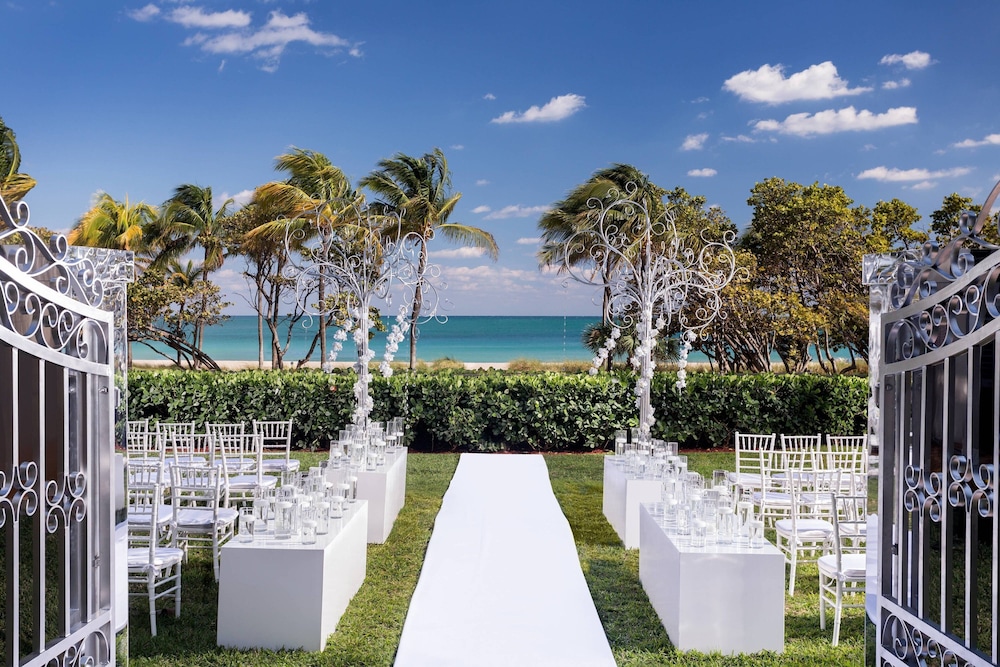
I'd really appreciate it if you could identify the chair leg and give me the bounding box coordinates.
[819,574,827,629]
[213,536,221,581]
[788,548,797,596]
[148,573,158,637]
[832,584,844,646]
[174,564,182,618]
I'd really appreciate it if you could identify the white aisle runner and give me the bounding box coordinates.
[394,453,617,667]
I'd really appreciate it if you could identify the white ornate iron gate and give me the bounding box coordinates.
[0,195,117,666]
[876,182,1000,666]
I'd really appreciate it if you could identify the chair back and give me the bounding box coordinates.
[823,435,868,476]
[779,434,822,471]
[829,490,868,563]
[734,432,777,487]
[213,431,261,477]
[126,460,169,550]
[253,419,293,463]
[126,419,155,459]
[170,464,224,514]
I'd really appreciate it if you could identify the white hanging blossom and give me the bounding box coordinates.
[675,330,696,391]
[326,320,352,364]
[589,326,622,376]
[381,305,409,378]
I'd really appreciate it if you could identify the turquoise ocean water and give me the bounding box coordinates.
[131,315,604,364]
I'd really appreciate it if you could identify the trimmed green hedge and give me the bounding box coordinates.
[126,369,868,452]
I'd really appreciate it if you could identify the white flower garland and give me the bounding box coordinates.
[675,330,695,391]
[381,306,408,378]
[588,326,621,376]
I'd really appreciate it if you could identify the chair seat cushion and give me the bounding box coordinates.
[128,506,174,525]
[818,552,867,578]
[752,491,791,505]
[262,459,300,472]
[127,546,185,569]
[175,507,238,527]
[227,475,278,490]
[728,472,761,486]
[775,518,834,539]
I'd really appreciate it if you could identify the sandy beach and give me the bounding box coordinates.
[131,359,511,371]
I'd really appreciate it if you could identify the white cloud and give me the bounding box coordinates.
[218,59,226,73]
[442,265,546,293]
[753,106,917,136]
[721,134,755,143]
[880,51,933,70]
[882,78,911,90]
[856,166,972,182]
[687,168,717,177]
[483,204,550,220]
[681,133,708,151]
[471,205,491,214]
[516,237,542,245]
[691,96,709,104]
[491,94,585,124]
[154,9,357,72]
[451,144,465,151]
[217,189,254,208]
[127,3,160,21]
[953,133,1000,149]
[910,181,937,191]
[429,247,487,259]
[483,93,496,100]
[475,179,490,186]
[168,6,251,29]
[723,61,871,104]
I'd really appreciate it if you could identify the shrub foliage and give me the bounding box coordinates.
[127,369,868,452]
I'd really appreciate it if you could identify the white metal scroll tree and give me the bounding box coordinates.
[283,199,445,426]
[561,184,739,441]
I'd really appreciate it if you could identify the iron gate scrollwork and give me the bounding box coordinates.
[0,194,117,666]
[877,180,1000,666]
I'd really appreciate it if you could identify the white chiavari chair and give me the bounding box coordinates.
[818,488,868,646]
[169,464,237,581]
[126,459,183,636]
[253,419,300,475]
[774,468,840,595]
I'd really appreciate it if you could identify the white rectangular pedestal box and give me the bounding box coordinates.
[638,504,784,654]
[355,448,407,544]
[603,456,665,549]
[216,501,368,652]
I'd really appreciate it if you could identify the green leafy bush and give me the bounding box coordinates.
[127,370,868,452]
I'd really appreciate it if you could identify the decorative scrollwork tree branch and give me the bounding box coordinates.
[281,198,445,427]
[560,183,738,440]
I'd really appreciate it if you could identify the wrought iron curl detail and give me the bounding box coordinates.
[882,611,974,667]
[45,471,88,533]
[0,461,40,528]
[948,455,994,518]
[43,627,111,667]
[903,464,944,522]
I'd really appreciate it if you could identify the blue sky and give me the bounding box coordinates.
[5,1,1000,316]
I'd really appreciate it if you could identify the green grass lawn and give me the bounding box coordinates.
[127,451,868,666]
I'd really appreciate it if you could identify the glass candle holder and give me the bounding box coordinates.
[749,519,766,549]
[238,507,255,543]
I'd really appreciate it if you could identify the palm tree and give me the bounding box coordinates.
[250,148,359,364]
[68,192,158,253]
[538,164,666,370]
[360,148,498,369]
[0,116,36,203]
[152,184,235,358]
